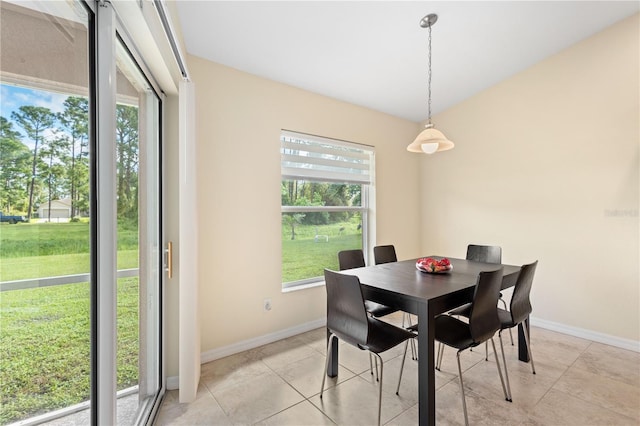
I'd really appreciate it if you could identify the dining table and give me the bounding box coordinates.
[326,256,526,425]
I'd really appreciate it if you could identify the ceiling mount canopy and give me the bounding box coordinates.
[407,13,455,155]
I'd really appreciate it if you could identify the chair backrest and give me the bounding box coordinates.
[466,244,502,264]
[468,268,504,344]
[510,261,538,324]
[373,245,397,265]
[324,269,369,346]
[338,249,365,270]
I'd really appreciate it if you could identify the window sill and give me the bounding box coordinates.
[282,279,325,293]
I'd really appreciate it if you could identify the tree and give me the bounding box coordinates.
[58,96,89,217]
[11,106,56,220]
[40,132,68,221]
[0,117,31,213]
[116,104,139,219]
[282,213,305,240]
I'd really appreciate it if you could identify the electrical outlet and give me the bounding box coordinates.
[263,298,272,311]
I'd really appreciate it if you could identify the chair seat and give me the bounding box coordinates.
[497,308,517,329]
[360,317,416,354]
[365,300,399,318]
[434,315,477,351]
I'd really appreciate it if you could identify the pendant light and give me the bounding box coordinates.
[407,14,454,154]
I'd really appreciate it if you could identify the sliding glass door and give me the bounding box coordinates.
[0,1,164,424]
[114,34,163,426]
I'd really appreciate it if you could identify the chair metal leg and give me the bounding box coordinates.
[498,297,514,345]
[521,321,536,374]
[320,334,336,398]
[485,341,488,361]
[490,337,511,402]
[403,313,417,360]
[374,355,379,381]
[498,331,513,402]
[436,341,445,371]
[455,350,469,426]
[373,353,384,426]
[368,353,379,381]
[396,340,410,395]
[410,338,418,361]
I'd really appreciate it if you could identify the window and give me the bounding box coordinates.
[280,130,374,289]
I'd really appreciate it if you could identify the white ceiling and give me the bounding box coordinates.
[175,1,639,122]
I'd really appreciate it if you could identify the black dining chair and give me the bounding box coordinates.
[373,244,397,265]
[320,269,416,426]
[338,249,400,379]
[430,268,511,425]
[497,261,538,398]
[448,244,513,359]
[373,244,417,359]
[338,249,399,318]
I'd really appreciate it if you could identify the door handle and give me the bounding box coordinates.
[165,241,173,279]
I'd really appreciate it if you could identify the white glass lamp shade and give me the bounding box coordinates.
[407,126,455,154]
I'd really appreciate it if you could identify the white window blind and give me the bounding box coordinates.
[280,130,373,185]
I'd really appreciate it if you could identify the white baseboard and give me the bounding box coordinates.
[165,316,639,390]
[166,375,179,391]
[531,316,640,353]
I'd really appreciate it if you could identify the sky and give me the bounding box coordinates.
[1,83,71,148]
[1,83,68,119]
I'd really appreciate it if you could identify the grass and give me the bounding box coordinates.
[0,278,139,424]
[0,221,138,259]
[0,222,140,424]
[281,217,362,283]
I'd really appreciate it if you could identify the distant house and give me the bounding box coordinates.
[37,198,72,219]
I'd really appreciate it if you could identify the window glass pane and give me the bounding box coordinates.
[280,130,373,288]
[0,0,91,423]
[282,210,362,284]
[115,37,162,423]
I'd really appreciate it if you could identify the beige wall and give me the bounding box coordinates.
[422,14,639,342]
[188,55,422,352]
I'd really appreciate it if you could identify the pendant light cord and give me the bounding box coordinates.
[427,23,432,126]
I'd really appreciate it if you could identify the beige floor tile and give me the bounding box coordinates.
[572,342,640,388]
[434,381,542,426]
[155,386,231,425]
[309,375,414,426]
[255,334,320,371]
[255,400,335,426]
[209,371,305,424]
[200,350,273,394]
[273,351,356,398]
[297,327,330,354]
[530,327,591,367]
[553,366,640,420]
[464,341,567,408]
[530,388,638,425]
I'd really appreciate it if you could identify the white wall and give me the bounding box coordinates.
[421,14,639,343]
[188,55,422,353]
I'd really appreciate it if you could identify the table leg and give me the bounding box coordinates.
[517,317,531,362]
[327,327,338,377]
[417,303,435,425]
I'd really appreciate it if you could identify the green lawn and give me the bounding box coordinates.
[281,217,362,283]
[0,278,139,424]
[0,222,140,424]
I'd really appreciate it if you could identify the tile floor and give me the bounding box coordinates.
[155,312,640,425]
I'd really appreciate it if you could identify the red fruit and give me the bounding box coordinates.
[438,258,451,266]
